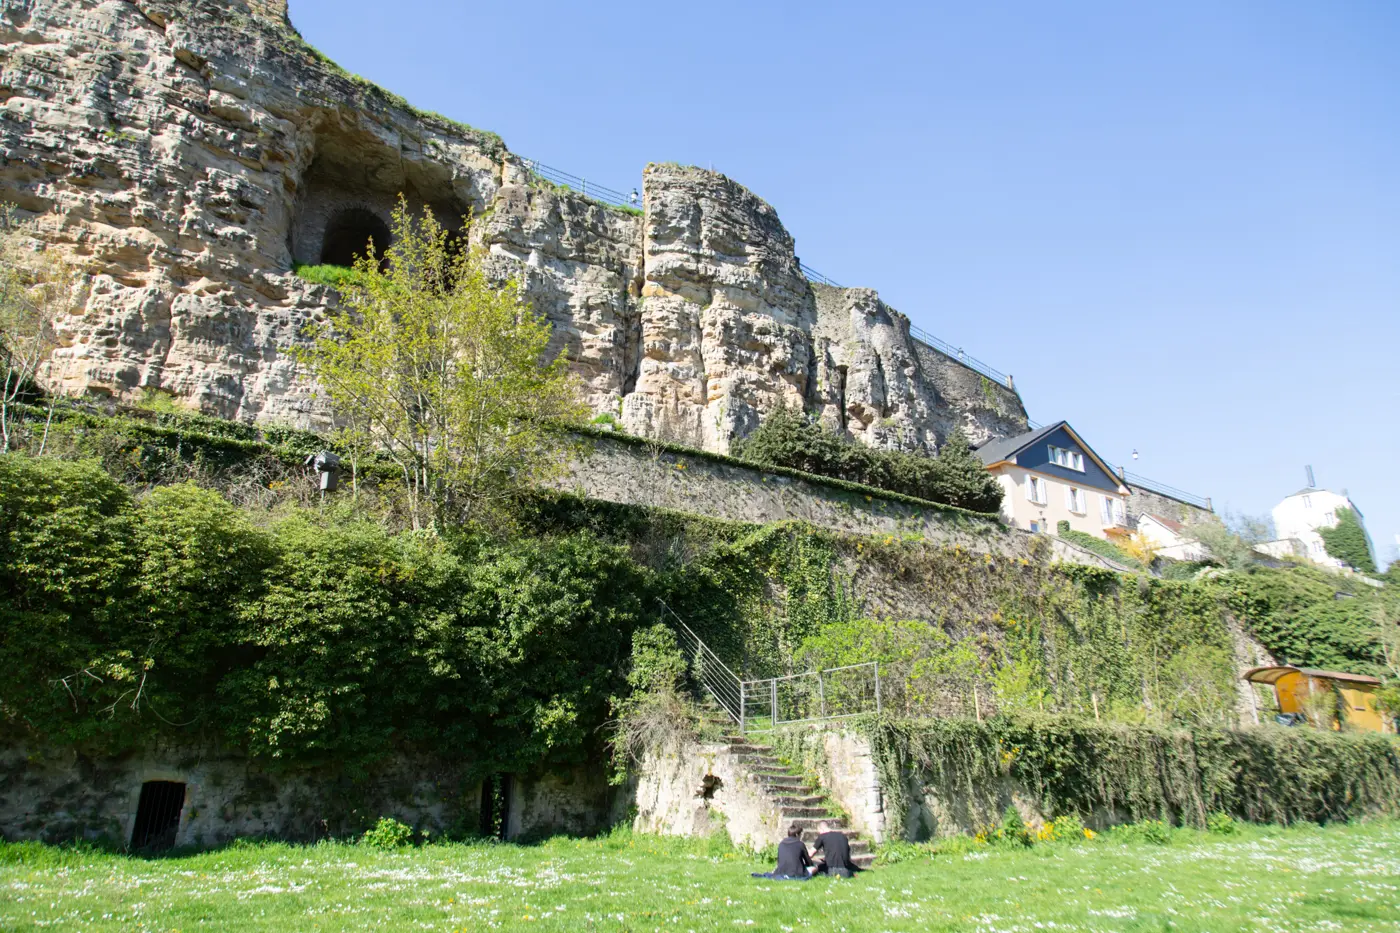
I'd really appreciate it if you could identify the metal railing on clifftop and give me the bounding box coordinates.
[521,158,637,208]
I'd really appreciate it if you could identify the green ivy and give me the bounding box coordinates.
[1318,507,1377,574]
[864,714,1400,836]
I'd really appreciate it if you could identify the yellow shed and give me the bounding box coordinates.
[1242,665,1388,733]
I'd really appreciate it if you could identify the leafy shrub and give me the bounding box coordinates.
[0,454,650,773]
[996,805,1032,847]
[1112,819,1172,845]
[1044,813,1085,842]
[608,625,696,782]
[361,817,414,849]
[293,262,366,290]
[732,406,1003,512]
[1206,811,1238,835]
[1219,565,1383,673]
[876,839,933,864]
[1059,529,1143,570]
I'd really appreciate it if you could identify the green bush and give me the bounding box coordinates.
[1206,811,1237,835]
[361,817,414,849]
[1059,529,1143,570]
[1219,565,1382,673]
[1112,819,1172,845]
[0,454,650,773]
[732,407,1003,512]
[997,805,1032,847]
[1047,813,1085,842]
[293,262,367,290]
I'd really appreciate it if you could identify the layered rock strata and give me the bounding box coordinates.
[1,0,1027,452]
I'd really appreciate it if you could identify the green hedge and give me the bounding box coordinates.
[730,406,1005,513]
[0,456,651,776]
[866,715,1400,834]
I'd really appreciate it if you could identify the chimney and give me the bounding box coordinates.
[1305,465,1315,488]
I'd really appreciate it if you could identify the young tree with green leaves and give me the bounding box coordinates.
[1318,507,1376,573]
[300,199,586,531]
[0,210,84,452]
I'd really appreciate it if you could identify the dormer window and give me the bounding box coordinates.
[1049,445,1084,471]
[1302,495,1312,508]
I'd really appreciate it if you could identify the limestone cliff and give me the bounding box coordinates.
[0,0,1027,452]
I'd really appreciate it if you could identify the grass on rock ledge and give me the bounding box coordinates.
[4,821,1400,931]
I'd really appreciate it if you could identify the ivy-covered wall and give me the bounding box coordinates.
[864,715,1400,839]
[3,403,1396,846]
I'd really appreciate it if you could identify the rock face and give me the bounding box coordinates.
[1,0,1028,452]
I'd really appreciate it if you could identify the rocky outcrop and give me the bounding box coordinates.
[1,0,1028,453]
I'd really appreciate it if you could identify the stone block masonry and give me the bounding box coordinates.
[0,742,625,847]
[3,0,1028,455]
[559,433,1133,571]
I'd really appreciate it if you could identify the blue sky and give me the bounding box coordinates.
[289,0,1400,567]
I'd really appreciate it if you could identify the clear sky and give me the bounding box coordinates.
[288,0,1400,567]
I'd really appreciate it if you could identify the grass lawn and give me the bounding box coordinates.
[3,820,1400,932]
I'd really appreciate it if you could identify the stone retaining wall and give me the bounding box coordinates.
[559,435,1129,571]
[0,742,620,848]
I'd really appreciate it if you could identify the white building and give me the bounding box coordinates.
[1137,514,1207,561]
[1258,486,1373,570]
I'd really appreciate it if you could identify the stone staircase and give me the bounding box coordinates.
[717,728,875,870]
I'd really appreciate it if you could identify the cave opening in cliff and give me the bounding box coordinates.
[130,780,186,852]
[320,208,391,267]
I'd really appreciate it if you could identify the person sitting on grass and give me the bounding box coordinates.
[750,824,814,880]
[811,820,856,878]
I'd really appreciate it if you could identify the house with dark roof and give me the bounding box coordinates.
[975,421,1130,539]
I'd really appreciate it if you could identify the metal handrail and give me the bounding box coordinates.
[1115,468,1212,512]
[908,324,1013,388]
[520,158,637,208]
[800,263,841,287]
[658,600,883,733]
[658,601,743,725]
[741,661,882,734]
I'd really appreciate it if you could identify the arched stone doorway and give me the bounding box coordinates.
[319,208,391,267]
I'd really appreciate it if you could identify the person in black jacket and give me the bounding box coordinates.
[751,824,814,880]
[811,821,856,878]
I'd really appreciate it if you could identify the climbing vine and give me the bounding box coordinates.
[864,714,1400,836]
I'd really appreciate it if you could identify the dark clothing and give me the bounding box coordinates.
[813,831,855,877]
[773,836,814,878]
[750,871,811,881]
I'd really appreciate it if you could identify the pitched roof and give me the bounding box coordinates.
[1145,514,1186,534]
[975,420,1123,488]
[974,422,1062,467]
[1242,665,1381,686]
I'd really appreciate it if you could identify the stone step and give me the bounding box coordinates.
[771,795,827,808]
[789,817,847,832]
[752,772,804,784]
[728,741,774,752]
[780,806,832,819]
[756,767,812,784]
[852,854,875,870]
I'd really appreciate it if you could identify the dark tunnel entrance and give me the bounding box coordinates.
[319,208,391,267]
